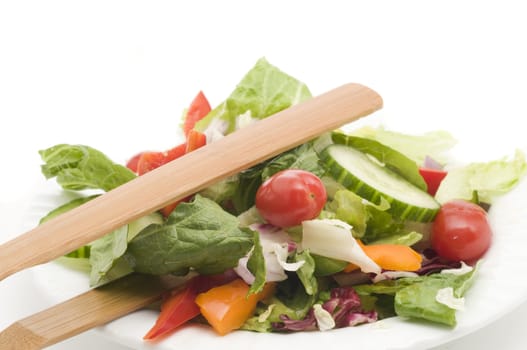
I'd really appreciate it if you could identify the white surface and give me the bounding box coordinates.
[1,1,527,349]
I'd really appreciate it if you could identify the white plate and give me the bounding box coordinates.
[21,138,527,350]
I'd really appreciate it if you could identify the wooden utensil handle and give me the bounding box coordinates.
[0,274,171,349]
[0,83,383,281]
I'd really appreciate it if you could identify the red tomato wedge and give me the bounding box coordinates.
[182,91,211,137]
[126,92,209,217]
[136,151,168,175]
[186,130,207,153]
[419,167,448,196]
[125,152,143,173]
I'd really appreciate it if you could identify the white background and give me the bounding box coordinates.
[1,1,527,349]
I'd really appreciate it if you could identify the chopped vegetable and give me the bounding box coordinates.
[144,272,238,340]
[320,143,440,222]
[182,91,211,137]
[359,243,422,272]
[431,200,492,262]
[255,169,327,228]
[195,279,276,335]
[301,219,381,274]
[37,58,527,338]
[419,167,448,196]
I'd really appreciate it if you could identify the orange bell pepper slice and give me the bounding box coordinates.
[195,279,276,336]
[344,241,422,272]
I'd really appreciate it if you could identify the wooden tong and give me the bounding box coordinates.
[0,83,382,349]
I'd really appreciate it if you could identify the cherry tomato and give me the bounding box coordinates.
[255,169,327,228]
[431,200,492,262]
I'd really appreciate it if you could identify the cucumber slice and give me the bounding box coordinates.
[321,144,440,222]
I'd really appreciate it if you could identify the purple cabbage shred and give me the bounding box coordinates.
[272,287,377,332]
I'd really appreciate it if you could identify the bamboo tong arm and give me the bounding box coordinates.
[0,274,173,350]
[0,83,383,282]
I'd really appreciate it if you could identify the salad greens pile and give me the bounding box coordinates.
[38,58,526,332]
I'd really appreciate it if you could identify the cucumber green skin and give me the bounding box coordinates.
[320,146,440,222]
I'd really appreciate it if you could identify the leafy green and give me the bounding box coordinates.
[327,189,421,245]
[327,189,368,237]
[351,126,457,165]
[369,230,423,246]
[39,144,136,191]
[126,195,254,275]
[88,213,163,286]
[435,150,527,204]
[332,132,427,191]
[247,229,266,294]
[294,250,318,296]
[214,142,326,214]
[242,275,317,332]
[311,254,347,276]
[354,265,478,326]
[261,142,326,180]
[230,162,267,214]
[195,57,312,134]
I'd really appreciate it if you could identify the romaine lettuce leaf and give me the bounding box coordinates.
[39,144,136,191]
[435,150,527,204]
[352,126,457,165]
[327,189,422,245]
[294,250,318,296]
[247,229,266,294]
[88,212,163,286]
[195,57,312,135]
[354,264,478,326]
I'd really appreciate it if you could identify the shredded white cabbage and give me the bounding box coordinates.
[441,261,474,275]
[313,304,335,331]
[235,110,258,129]
[372,271,419,283]
[436,287,465,311]
[301,219,381,274]
[272,243,305,272]
[203,117,228,143]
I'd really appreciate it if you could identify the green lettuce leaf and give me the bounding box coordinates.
[126,195,254,275]
[247,229,266,295]
[88,212,163,286]
[195,57,312,134]
[327,189,421,245]
[213,141,326,215]
[242,275,317,332]
[261,142,326,180]
[294,250,318,296]
[352,126,457,165]
[435,150,527,204]
[354,264,478,326]
[39,144,136,191]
